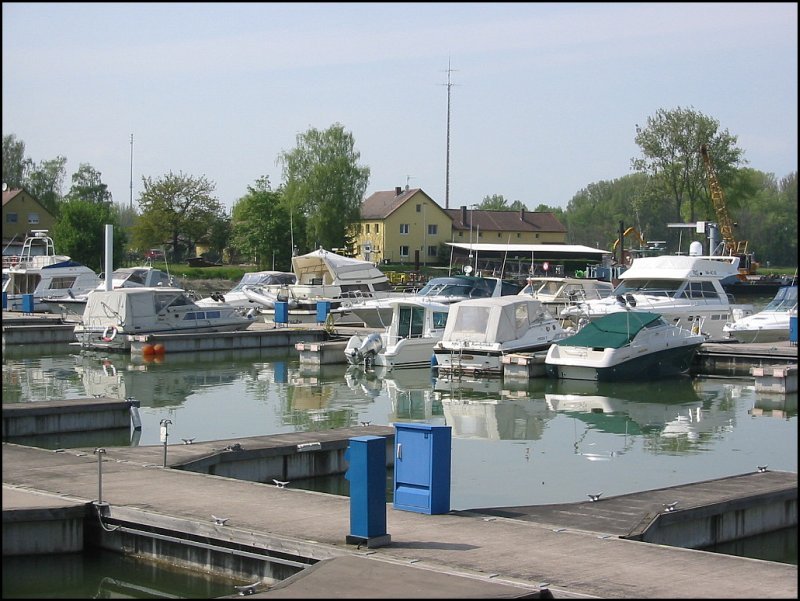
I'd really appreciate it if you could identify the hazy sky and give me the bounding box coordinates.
[3,3,797,213]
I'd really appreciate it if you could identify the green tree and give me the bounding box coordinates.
[2,134,32,188]
[65,163,113,204]
[732,169,797,266]
[632,106,744,222]
[278,123,370,252]
[26,156,68,216]
[133,171,224,263]
[477,194,528,211]
[230,177,296,269]
[52,199,127,272]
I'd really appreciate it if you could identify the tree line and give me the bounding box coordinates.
[3,107,797,271]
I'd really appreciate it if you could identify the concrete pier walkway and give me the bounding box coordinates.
[2,441,796,599]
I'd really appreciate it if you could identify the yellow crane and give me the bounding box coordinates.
[699,143,758,275]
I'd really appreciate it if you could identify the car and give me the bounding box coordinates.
[145,249,165,260]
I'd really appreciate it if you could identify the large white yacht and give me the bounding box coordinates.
[2,230,101,312]
[559,244,754,341]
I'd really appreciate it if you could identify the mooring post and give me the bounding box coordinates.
[93,448,107,504]
[160,419,172,467]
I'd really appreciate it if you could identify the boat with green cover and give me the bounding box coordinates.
[544,311,705,381]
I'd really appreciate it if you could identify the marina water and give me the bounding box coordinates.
[3,302,796,595]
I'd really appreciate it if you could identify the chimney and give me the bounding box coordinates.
[520,208,525,220]
[461,205,467,226]
[395,186,402,196]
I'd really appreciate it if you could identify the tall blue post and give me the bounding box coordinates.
[344,435,391,548]
[393,423,451,515]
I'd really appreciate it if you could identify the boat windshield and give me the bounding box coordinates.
[765,286,798,312]
[613,279,682,297]
[232,272,296,292]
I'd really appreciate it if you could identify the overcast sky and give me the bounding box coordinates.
[3,3,797,213]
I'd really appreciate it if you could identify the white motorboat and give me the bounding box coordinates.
[38,265,175,318]
[74,286,254,351]
[433,296,568,376]
[196,270,297,309]
[2,230,101,312]
[518,276,613,325]
[559,249,754,341]
[723,284,797,343]
[544,311,705,381]
[344,298,450,370]
[334,275,523,328]
[245,248,395,323]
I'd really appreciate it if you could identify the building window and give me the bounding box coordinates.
[416,204,421,213]
[375,223,380,233]
[366,224,370,234]
[535,233,539,238]
[400,224,409,235]
[28,213,39,224]
[427,245,437,257]
[458,231,463,237]
[427,224,437,235]
[400,245,409,257]
[517,233,521,238]
[6,213,18,223]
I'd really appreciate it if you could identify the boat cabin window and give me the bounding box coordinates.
[48,276,78,290]
[613,279,681,295]
[155,292,193,313]
[451,306,490,335]
[681,281,721,300]
[397,305,425,339]
[432,311,448,329]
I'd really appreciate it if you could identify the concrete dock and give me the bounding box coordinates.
[2,438,796,599]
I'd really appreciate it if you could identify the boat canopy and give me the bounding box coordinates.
[442,296,552,344]
[556,311,663,349]
[291,249,387,285]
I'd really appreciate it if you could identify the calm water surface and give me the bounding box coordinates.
[2,293,796,595]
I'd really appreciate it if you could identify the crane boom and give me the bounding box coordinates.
[699,143,758,275]
[699,143,747,256]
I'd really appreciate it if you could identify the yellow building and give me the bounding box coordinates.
[355,186,453,266]
[443,205,567,246]
[2,187,56,248]
[352,186,567,266]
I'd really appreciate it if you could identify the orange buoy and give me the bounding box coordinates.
[142,344,155,356]
[153,343,166,355]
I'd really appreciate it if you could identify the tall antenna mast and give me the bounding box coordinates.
[129,133,134,210]
[441,59,458,209]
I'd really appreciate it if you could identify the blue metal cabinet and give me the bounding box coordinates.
[274,301,289,324]
[790,314,797,345]
[393,423,451,514]
[344,435,390,547]
[21,294,35,314]
[316,301,332,324]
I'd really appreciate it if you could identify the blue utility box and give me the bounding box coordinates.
[790,314,797,345]
[344,435,391,548]
[393,423,451,515]
[274,301,289,325]
[22,294,35,314]
[2,292,6,310]
[316,300,332,324]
